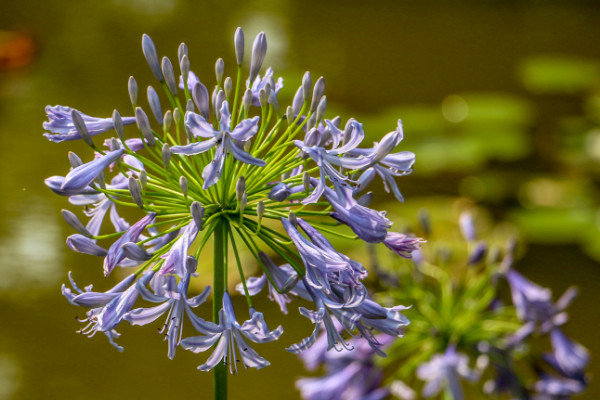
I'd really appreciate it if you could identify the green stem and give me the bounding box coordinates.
[213,218,227,400]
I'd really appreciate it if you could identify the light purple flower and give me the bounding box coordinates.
[383,232,423,258]
[103,212,156,276]
[180,292,283,373]
[62,271,150,351]
[124,266,211,359]
[60,149,125,192]
[43,105,135,142]
[544,328,589,379]
[296,334,393,400]
[416,346,478,400]
[159,221,199,277]
[323,185,391,243]
[248,67,283,106]
[171,101,265,188]
[235,252,300,314]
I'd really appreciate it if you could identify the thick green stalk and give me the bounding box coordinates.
[213,219,227,400]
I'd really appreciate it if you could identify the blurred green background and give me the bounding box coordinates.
[0,0,599,399]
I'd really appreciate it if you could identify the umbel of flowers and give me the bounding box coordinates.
[44,28,418,398]
[295,212,589,400]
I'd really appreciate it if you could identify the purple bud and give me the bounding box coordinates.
[259,88,268,107]
[122,242,151,261]
[292,86,304,116]
[224,77,232,98]
[68,152,82,168]
[112,109,125,142]
[135,107,155,146]
[161,56,178,96]
[286,106,294,124]
[178,42,188,64]
[268,182,291,201]
[66,234,107,256]
[71,110,93,147]
[128,76,138,105]
[191,201,204,230]
[310,77,325,112]
[186,255,198,274]
[242,88,253,112]
[142,34,163,82]
[236,176,246,204]
[128,177,143,208]
[215,58,224,85]
[234,27,244,65]
[180,54,190,84]
[162,143,171,168]
[192,81,210,120]
[249,32,267,83]
[179,176,188,197]
[146,86,163,124]
[315,96,327,122]
[61,209,93,238]
[163,110,172,132]
[302,72,311,101]
[468,242,486,265]
[186,99,194,113]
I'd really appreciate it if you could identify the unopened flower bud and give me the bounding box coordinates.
[302,71,312,100]
[162,143,171,168]
[128,76,138,105]
[142,34,163,82]
[147,86,163,124]
[68,152,83,168]
[304,128,319,147]
[257,201,264,222]
[180,54,190,84]
[303,172,311,193]
[71,110,93,147]
[286,106,294,124]
[316,96,327,122]
[186,98,194,113]
[179,176,188,197]
[236,176,246,204]
[215,58,224,85]
[191,201,205,230]
[242,88,253,112]
[268,182,290,201]
[161,56,178,96]
[192,82,210,119]
[288,211,298,227]
[163,110,172,132]
[186,255,198,274]
[61,209,93,238]
[292,86,304,116]
[310,76,325,112]
[122,242,151,261]
[178,42,188,64]
[135,107,155,146]
[112,109,125,142]
[239,192,248,214]
[269,91,279,112]
[173,107,182,124]
[215,90,226,119]
[259,89,268,107]
[372,130,400,164]
[128,177,144,208]
[234,27,244,65]
[139,170,147,191]
[249,32,267,83]
[224,77,232,98]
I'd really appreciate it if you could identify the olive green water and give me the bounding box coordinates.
[0,1,599,399]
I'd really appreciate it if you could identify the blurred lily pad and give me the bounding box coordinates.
[519,55,600,94]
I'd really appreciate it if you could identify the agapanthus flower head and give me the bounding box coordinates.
[44,27,417,381]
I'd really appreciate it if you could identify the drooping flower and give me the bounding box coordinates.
[180,292,283,373]
[43,105,136,143]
